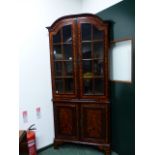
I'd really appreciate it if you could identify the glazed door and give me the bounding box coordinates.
[54,102,79,140]
[49,18,78,99]
[80,103,108,143]
[77,17,109,99]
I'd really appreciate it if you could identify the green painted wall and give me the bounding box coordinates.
[97,0,135,155]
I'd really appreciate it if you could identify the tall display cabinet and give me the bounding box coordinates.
[46,14,110,155]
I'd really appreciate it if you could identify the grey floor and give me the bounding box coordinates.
[38,144,118,155]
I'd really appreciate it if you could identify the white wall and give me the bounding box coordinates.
[82,0,123,13]
[19,0,81,149]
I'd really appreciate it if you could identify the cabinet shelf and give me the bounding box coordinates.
[83,76,104,79]
[54,58,104,62]
[82,39,103,43]
[54,76,73,79]
[53,42,72,45]
[82,58,104,61]
[54,59,73,62]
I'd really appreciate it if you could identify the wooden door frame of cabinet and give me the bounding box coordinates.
[48,18,78,99]
[76,16,109,100]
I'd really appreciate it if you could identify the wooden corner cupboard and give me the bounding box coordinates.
[46,14,110,155]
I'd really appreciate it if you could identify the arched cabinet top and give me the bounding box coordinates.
[46,13,109,32]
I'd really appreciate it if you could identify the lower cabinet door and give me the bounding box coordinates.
[54,102,79,140]
[80,103,108,143]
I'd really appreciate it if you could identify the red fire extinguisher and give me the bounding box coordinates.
[27,124,37,155]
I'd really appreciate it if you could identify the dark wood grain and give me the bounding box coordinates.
[54,102,79,140]
[81,103,107,143]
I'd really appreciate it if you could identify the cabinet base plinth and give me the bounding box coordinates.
[98,145,111,155]
[53,140,64,149]
[54,139,110,154]
[105,150,111,155]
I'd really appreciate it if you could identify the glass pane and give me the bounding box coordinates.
[54,62,63,76]
[64,61,73,76]
[53,30,61,43]
[55,79,63,93]
[93,42,103,59]
[93,26,103,40]
[64,44,73,60]
[82,43,92,59]
[83,79,93,94]
[94,60,104,76]
[65,78,74,93]
[63,25,72,43]
[94,78,104,94]
[53,45,63,60]
[82,24,91,41]
[83,60,93,77]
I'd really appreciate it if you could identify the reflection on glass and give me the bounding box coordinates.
[82,43,91,59]
[53,30,61,43]
[54,62,63,76]
[64,61,73,76]
[83,79,93,94]
[82,24,91,41]
[94,79,104,94]
[93,26,103,40]
[94,60,104,76]
[83,60,92,77]
[63,25,72,43]
[53,45,63,60]
[55,79,63,93]
[65,78,73,92]
[64,44,72,60]
[93,42,103,58]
